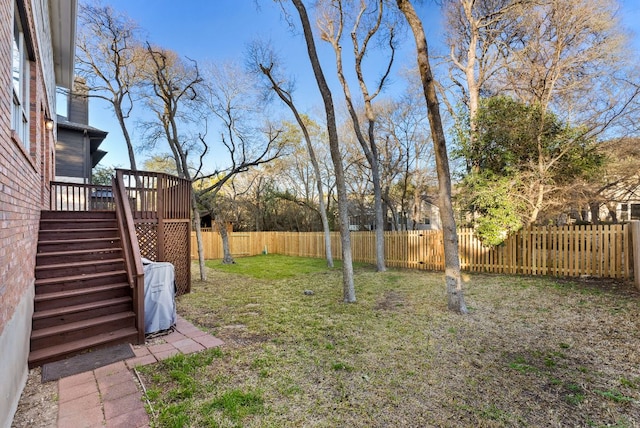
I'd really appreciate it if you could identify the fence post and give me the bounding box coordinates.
[631,221,640,290]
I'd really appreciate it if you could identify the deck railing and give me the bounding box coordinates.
[50,182,114,211]
[116,170,192,296]
[50,170,192,297]
[49,171,192,340]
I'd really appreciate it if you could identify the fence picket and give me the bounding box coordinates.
[190,225,633,280]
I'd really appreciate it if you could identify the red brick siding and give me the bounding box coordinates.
[0,0,55,337]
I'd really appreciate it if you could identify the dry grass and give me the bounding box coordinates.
[139,255,640,427]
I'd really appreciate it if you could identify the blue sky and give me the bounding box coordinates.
[87,0,446,171]
[87,0,640,172]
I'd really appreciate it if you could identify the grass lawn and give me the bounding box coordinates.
[138,254,640,427]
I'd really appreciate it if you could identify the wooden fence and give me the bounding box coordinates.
[191,224,635,280]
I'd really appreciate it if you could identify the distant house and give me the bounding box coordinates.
[0,1,77,426]
[618,200,640,222]
[400,197,441,231]
[603,180,640,223]
[55,77,108,184]
[564,183,640,225]
[566,138,640,225]
[198,212,233,233]
[348,196,441,231]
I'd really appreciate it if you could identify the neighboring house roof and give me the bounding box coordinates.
[57,117,108,168]
[50,0,78,89]
[57,118,107,136]
[606,183,640,203]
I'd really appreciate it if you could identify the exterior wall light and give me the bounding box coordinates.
[45,117,54,130]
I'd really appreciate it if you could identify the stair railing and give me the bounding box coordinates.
[113,171,145,344]
[50,182,114,211]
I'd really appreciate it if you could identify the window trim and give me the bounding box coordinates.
[11,0,34,153]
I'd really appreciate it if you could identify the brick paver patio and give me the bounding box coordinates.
[55,316,223,428]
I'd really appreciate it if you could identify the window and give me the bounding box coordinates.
[12,2,29,150]
[631,204,640,221]
[620,204,629,221]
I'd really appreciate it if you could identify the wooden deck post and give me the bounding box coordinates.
[157,174,166,261]
[631,221,640,290]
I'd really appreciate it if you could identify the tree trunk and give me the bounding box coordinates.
[527,182,545,226]
[463,3,480,174]
[325,15,387,273]
[217,219,235,264]
[191,199,207,281]
[114,105,137,171]
[606,202,618,223]
[319,202,334,268]
[292,0,355,302]
[397,0,467,314]
[259,65,334,267]
[589,202,601,224]
[371,156,387,271]
[368,105,386,267]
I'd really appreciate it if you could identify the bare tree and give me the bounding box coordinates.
[197,62,286,262]
[396,0,467,314]
[76,2,146,171]
[140,45,210,279]
[142,46,203,178]
[260,121,337,232]
[288,0,356,302]
[142,52,285,273]
[249,43,335,267]
[446,0,640,227]
[499,0,637,224]
[143,154,179,175]
[197,184,239,264]
[444,0,527,173]
[376,92,436,231]
[318,0,397,272]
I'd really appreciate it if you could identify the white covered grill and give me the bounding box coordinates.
[142,258,177,334]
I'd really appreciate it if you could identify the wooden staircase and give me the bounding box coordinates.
[29,210,139,368]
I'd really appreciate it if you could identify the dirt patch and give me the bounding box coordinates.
[217,330,271,347]
[555,276,640,297]
[375,290,406,311]
[11,368,57,428]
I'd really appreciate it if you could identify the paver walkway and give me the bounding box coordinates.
[56,316,223,428]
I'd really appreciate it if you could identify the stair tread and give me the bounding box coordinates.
[35,258,125,271]
[37,248,122,258]
[40,218,116,222]
[35,282,129,301]
[31,312,136,339]
[28,327,138,365]
[40,228,118,232]
[38,236,121,245]
[40,211,116,217]
[31,210,141,367]
[33,296,133,320]
[35,270,128,286]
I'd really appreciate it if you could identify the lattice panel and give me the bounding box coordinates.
[135,223,158,261]
[163,221,191,296]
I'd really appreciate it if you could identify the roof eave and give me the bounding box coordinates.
[50,0,77,89]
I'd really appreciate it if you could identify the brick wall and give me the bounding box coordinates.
[0,0,54,350]
[1,0,60,425]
